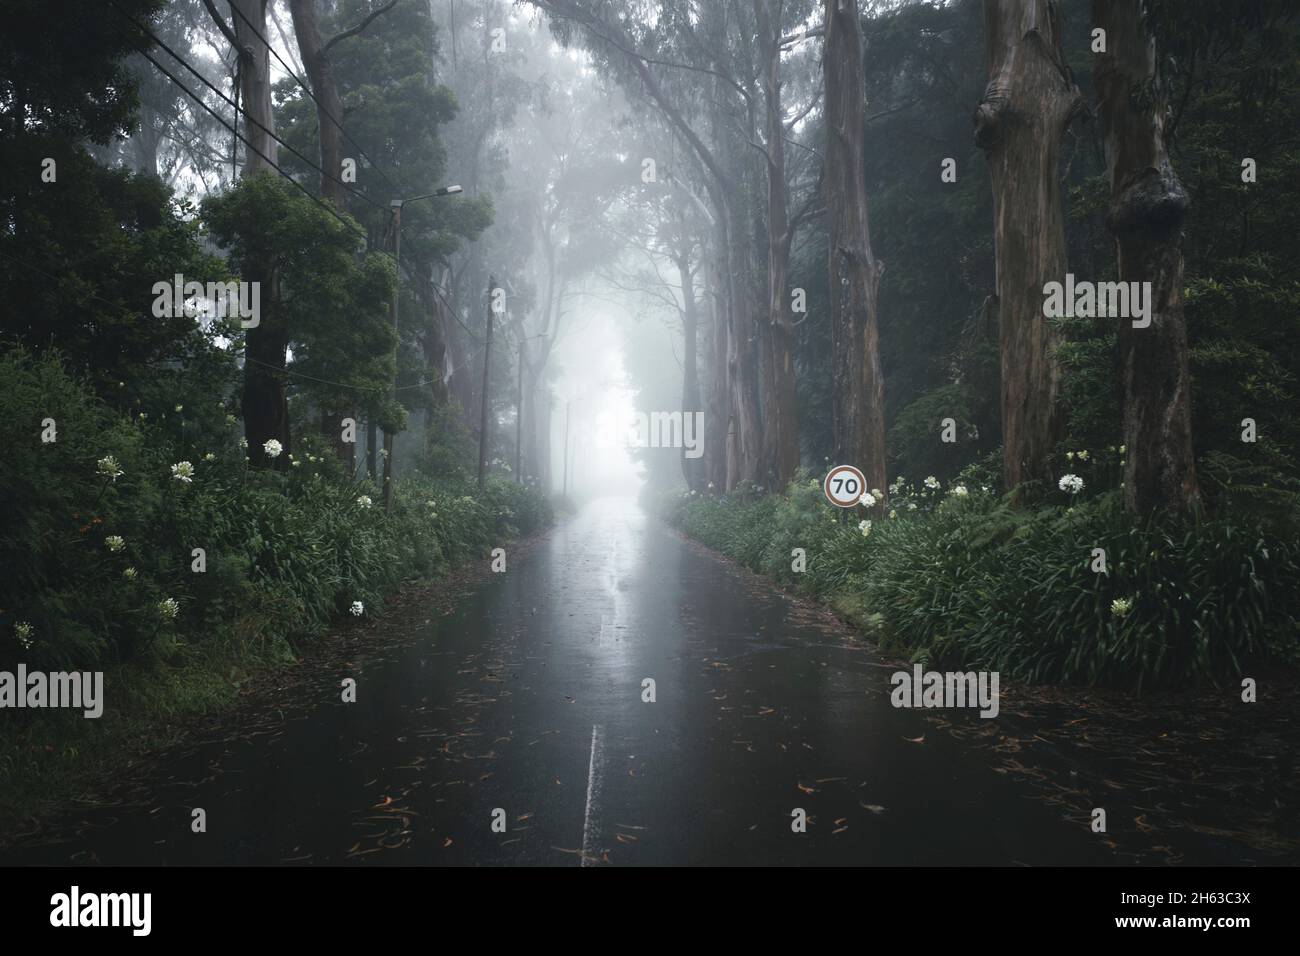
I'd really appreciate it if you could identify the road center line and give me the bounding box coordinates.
[581,723,604,866]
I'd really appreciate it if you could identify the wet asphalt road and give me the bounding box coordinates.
[3,497,1109,866]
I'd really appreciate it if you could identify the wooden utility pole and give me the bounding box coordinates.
[477,276,496,490]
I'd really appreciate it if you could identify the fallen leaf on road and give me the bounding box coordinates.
[797,783,817,794]
[903,734,926,744]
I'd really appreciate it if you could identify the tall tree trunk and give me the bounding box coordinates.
[1093,0,1199,515]
[289,0,356,472]
[422,269,454,464]
[824,0,886,497]
[705,255,730,493]
[974,0,1082,498]
[677,254,704,492]
[722,144,764,488]
[756,0,800,491]
[231,0,274,176]
[229,0,287,470]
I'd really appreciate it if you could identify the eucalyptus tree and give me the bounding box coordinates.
[525,0,769,490]
[974,0,1084,497]
[276,0,492,473]
[1092,0,1199,515]
[822,0,886,495]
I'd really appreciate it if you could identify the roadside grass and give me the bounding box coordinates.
[658,472,1300,689]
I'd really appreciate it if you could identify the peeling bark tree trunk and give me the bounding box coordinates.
[756,0,800,491]
[290,0,356,473]
[974,0,1082,497]
[228,0,288,471]
[824,0,886,497]
[1094,0,1199,515]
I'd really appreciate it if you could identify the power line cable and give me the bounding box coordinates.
[109,1,385,215]
[222,0,403,199]
[135,46,370,242]
[213,5,480,344]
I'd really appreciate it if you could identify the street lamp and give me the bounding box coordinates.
[382,184,463,512]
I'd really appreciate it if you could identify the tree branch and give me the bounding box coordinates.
[322,0,400,56]
[201,0,244,56]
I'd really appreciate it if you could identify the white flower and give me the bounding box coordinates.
[203,452,216,462]
[1119,445,1126,454]
[889,478,904,494]
[97,456,123,482]
[707,482,715,490]
[871,488,883,498]
[356,495,373,509]
[238,437,248,449]
[137,411,147,420]
[1066,451,1075,461]
[105,535,126,553]
[171,460,195,483]
[924,476,940,490]
[174,404,183,413]
[1111,597,1133,619]
[292,460,302,467]
[262,439,283,459]
[908,501,918,511]
[951,484,969,497]
[123,567,138,580]
[1077,450,1089,461]
[889,509,897,519]
[349,600,364,617]
[858,519,873,537]
[1059,474,1085,495]
[426,500,437,508]
[379,448,389,459]
[157,597,180,620]
[14,622,34,650]
[226,414,237,425]
[859,492,877,508]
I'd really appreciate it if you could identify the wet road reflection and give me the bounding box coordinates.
[2,497,1108,866]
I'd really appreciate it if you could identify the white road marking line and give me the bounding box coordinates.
[581,723,604,866]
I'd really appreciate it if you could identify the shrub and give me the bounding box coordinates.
[661,476,1300,689]
[0,347,552,673]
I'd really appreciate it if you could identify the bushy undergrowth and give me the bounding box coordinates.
[661,471,1300,689]
[0,348,552,673]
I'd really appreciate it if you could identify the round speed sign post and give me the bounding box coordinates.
[824,464,868,508]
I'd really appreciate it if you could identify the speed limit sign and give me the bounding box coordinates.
[824,464,867,508]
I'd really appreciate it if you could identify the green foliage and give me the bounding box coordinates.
[200,174,398,421]
[662,480,1300,689]
[888,384,987,484]
[0,0,166,142]
[0,135,228,397]
[0,348,551,674]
